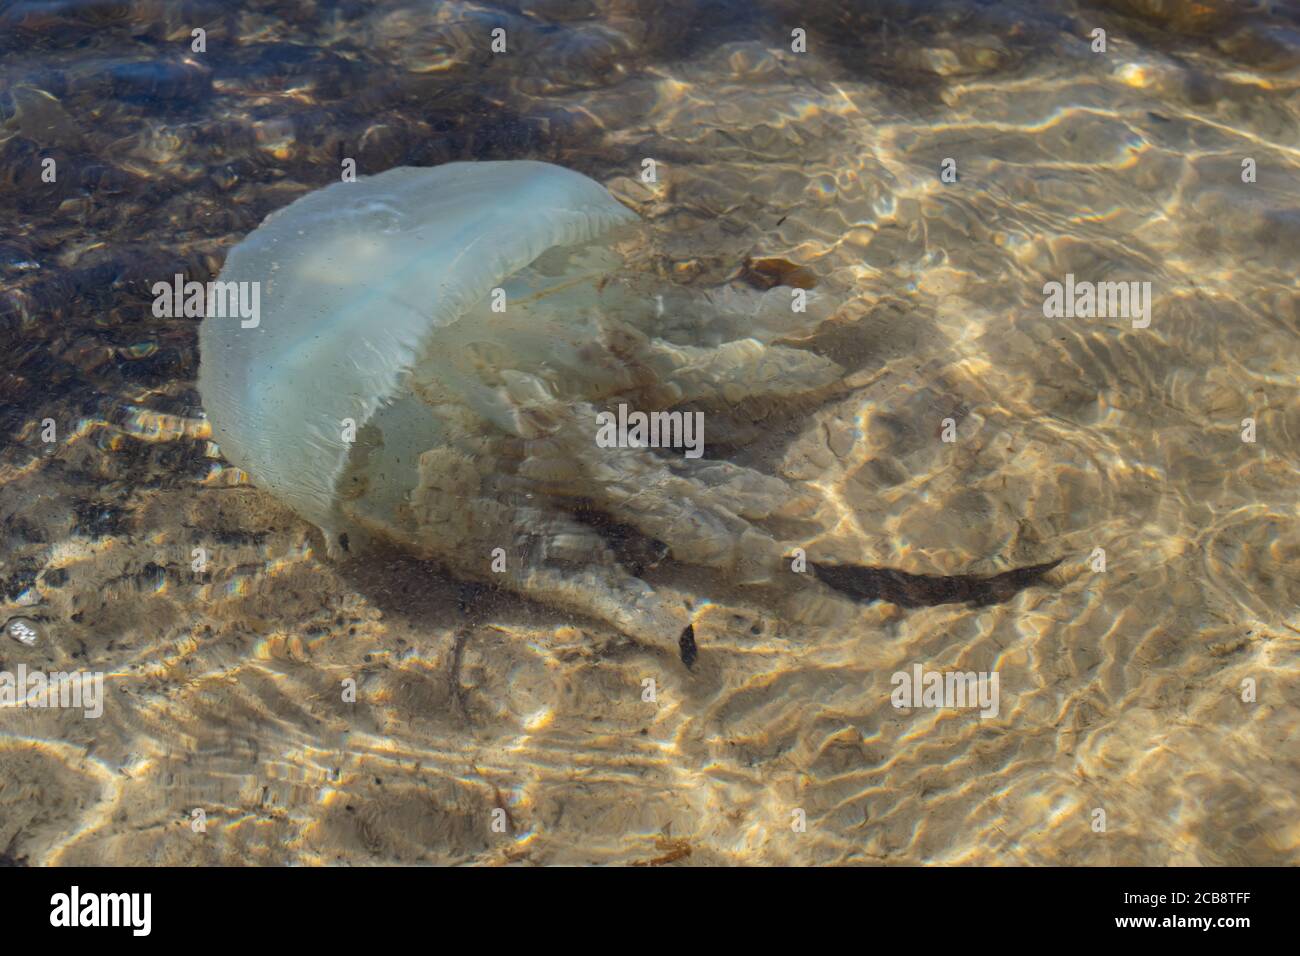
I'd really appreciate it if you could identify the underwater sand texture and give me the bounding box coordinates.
[1,0,1298,865]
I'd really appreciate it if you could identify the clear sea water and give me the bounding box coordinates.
[0,0,1297,865]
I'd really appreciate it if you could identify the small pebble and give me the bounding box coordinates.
[5,616,40,646]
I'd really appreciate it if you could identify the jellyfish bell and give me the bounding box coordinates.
[199,161,642,553]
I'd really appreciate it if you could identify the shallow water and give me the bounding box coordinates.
[1,0,1298,865]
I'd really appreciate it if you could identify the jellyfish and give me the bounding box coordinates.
[198,161,1055,661]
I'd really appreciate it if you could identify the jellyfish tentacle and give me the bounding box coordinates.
[643,338,843,405]
[490,503,690,654]
[500,551,690,655]
[401,441,687,652]
[665,459,819,521]
[606,336,843,411]
[503,399,790,585]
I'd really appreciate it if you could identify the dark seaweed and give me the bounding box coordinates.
[811,558,1063,609]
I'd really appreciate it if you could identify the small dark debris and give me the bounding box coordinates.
[678,623,698,668]
[738,256,818,290]
[631,838,692,866]
[135,561,166,589]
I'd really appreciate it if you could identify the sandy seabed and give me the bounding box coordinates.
[1,0,1298,864]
